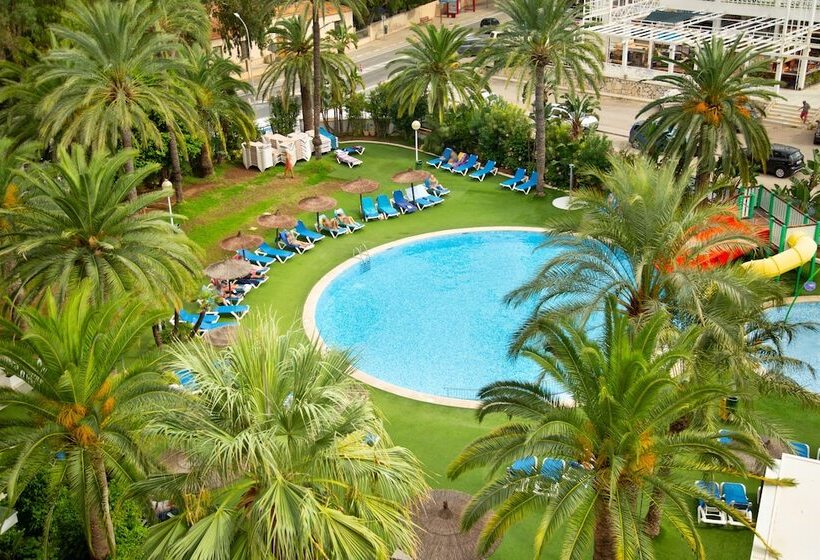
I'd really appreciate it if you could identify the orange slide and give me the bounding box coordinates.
[676,215,768,270]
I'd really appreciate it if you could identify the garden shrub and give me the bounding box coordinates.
[544,122,612,189]
[344,91,367,136]
[268,97,300,135]
[366,83,426,138]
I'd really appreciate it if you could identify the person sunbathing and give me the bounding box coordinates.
[321,216,341,230]
[335,209,357,227]
[285,229,313,249]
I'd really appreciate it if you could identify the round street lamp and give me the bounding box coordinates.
[411,120,421,164]
[162,178,175,227]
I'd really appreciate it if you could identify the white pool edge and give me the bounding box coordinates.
[303,226,546,409]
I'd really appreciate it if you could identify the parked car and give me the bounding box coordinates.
[628,120,675,153]
[457,30,500,56]
[479,17,499,28]
[748,144,804,178]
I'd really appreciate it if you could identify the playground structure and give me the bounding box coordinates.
[738,185,820,293]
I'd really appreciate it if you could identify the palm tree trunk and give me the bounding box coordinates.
[122,128,137,201]
[645,416,689,536]
[593,497,616,560]
[89,453,115,560]
[200,141,214,177]
[311,2,323,159]
[533,63,547,197]
[300,80,314,132]
[189,310,207,339]
[172,310,179,338]
[167,131,184,203]
[152,323,163,348]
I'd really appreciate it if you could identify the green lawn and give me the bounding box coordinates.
[178,142,820,559]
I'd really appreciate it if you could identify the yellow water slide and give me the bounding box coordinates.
[741,232,817,278]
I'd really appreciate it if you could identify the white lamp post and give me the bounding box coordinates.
[161,179,175,227]
[568,163,575,191]
[411,120,421,164]
[233,12,252,81]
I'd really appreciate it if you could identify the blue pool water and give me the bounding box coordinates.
[765,302,820,392]
[315,230,562,400]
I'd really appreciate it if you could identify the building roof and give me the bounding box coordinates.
[751,453,820,560]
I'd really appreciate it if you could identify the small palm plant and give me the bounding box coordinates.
[0,285,176,560]
[449,299,773,560]
[133,317,428,559]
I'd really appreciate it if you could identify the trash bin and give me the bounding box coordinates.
[414,160,422,169]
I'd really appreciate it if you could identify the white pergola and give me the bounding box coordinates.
[584,0,820,89]
[751,453,820,559]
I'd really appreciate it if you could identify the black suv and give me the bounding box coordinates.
[749,144,804,178]
[628,120,675,153]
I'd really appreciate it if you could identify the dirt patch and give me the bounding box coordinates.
[183,165,259,199]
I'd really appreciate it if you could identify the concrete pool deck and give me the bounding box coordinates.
[303,226,545,409]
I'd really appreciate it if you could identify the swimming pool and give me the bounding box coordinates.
[765,301,820,392]
[309,228,564,404]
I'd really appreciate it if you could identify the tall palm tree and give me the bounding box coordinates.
[36,0,196,197]
[0,146,201,308]
[132,317,428,559]
[0,285,175,560]
[479,0,603,196]
[387,25,486,124]
[550,92,600,140]
[259,15,355,134]
[507,155,779,353]
[638,37,779,187]
[309,0,363,157]
[448,299,772,559]
[150,0,210,48]
[184,45,255,177]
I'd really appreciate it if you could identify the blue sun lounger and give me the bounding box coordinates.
[174,369,196,389]
[427,147,453,168]
[318,214,350,237]
[406,187,436,209]
[789,441,810,457]
[440,153,466,172]
[360,196,381,221]
[469,160,498,181]
[255,242,295,262]
[412,185,443,205]
[278,231,312,253]
[451,154,479,175]
[295,220,325,243]
[500,168,526,189]
[177,309,237,331]
[237,249,275,268]
[509,456,537,476]
[513,172,538,194]
[213,304,249,320]
[721,482,753,526]
[695,480,727,526]
[392,190,418,213]
[376,194,400,218]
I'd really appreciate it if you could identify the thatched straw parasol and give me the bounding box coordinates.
[298,195,337,229]
[257,212,297,239]
[203,259,258,281]
[392,169,431,203]
[201,324,239,348]
[341,178,380,215]
[409,489,497,560]
[219,231,264,252]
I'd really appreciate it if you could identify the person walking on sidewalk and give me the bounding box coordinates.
[800,100,811,124]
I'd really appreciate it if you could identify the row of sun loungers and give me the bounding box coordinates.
[500,167,539,194]
[360,184,449,221]
[695,480,754,527]
[426,148,499,181]
[335,146,365,168]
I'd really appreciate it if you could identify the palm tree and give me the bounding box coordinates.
[448,299,771,559]
[479,0,603,196]
[326,22,359,54]
[132,317,428,559]
[638,37,779,187]
[0,146,201,308]
[36,0,196,197]
[550,92,600,140]
[0,285,175,560]
[309,0,363,157]
[0,62,48,148]
[507,155,779,353]
[150,0,210,48]
[387,25,486,124]
[184,45,255,177]
[259,15,355,135]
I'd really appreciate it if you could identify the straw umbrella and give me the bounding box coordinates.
[409,489,497,560]
[202,324,239,348]
[297,195,337,229]
[219,231,264,252]
[203,259,258,281]
[340,178,379,215]
[392,169,431,203]
[257,212,297,240]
